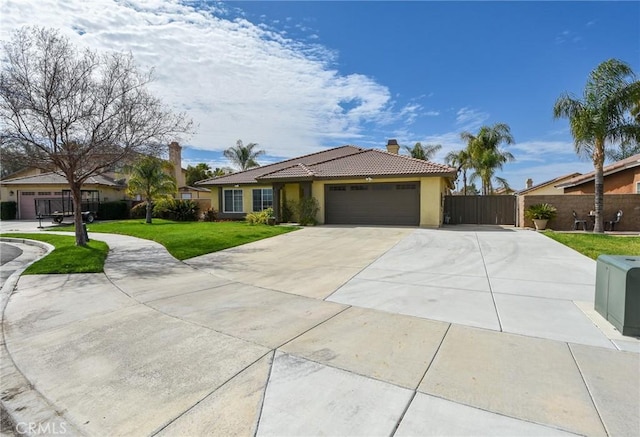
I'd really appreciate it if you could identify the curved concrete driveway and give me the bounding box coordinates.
[1,226,638,436]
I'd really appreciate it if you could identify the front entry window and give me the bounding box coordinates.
[253,188,273,211]
[223,189,243,212]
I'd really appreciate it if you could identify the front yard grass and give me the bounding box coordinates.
[1,233,109,274]
[53,219,299,260]
[543,231,640,260]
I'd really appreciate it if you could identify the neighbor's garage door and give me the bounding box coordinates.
[325,182,420,225]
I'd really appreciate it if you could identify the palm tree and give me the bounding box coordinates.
[185,163,213,186]
[554,59,640,232]
[224,140,265,171]
[126,156,177,224]
[445,148,472,195]
[403,142,442,161]
[461,123,515,195]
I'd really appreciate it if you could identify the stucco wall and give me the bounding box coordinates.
[518,194,640,231]
[564,167,640,194]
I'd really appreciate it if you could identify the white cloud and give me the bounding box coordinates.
[0,0,397,157]
[511,140,578,163]
[455,107,489,131]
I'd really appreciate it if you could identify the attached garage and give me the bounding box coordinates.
[324,182,420,225]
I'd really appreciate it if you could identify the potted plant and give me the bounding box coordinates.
[525,203,557,230]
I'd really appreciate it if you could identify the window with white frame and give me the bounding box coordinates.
[223,189,243,212]
[181,193,192,199]
[252,188,273,211]
[636,182,640,194]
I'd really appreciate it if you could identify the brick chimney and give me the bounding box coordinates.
[525,178,533,189]
[168,142,185,188]
[386,139,400,154]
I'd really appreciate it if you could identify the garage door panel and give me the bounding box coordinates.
[325,182,419,226]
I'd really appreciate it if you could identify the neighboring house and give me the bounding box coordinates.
[555,153,640,194]
[0,173,126,219]
[516,173,581,196]
[197,140,456,227]
[0,142,211,219]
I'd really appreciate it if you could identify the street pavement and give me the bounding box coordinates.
[0,223,638,436]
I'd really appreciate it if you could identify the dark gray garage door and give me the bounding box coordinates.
[324,182,420,225]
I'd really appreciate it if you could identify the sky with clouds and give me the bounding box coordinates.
[1,0,638,190]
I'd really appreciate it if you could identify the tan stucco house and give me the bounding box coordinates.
[516,173,581,196]
[198,140,456,227]
[0,142,211,219]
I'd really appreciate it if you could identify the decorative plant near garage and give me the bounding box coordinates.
[295,197,320,226]
[525,203,557,231]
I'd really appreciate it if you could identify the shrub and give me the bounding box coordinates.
[202,208,218,222]
[159,199,200,221]
[98,201,129,220]
[295,197,319,226]
[246,207,274,225]
[0,201,17,220]
[281,201,294,222]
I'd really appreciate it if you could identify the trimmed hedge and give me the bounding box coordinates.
[0,201,17,220]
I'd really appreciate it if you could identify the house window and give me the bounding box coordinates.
[252,188,273,211]
[223,189,243,213]
[181,193,192,199]
[636,182,640,194]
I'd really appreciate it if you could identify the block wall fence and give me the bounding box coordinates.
[517,194,640,231]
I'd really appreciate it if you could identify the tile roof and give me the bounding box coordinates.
[555,153,640,188]
[0,172,125,187]
[257,149,456,181]
[196,145,364,186]
[199,146,455,185]
[516,172,581,194]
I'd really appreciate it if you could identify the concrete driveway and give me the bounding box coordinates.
[1,225,638,436]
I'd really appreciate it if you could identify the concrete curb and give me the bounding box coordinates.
[0,238,83,436]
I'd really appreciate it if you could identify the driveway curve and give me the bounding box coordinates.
[1,226,638,436]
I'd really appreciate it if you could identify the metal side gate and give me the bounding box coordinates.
[444,195,516,225]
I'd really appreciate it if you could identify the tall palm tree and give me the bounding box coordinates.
[445,148,472,195]
[461,123,515,195]
[403,142,442,161]
[554,59,640,232]
[126,156,177,224]
[224,140,265,171]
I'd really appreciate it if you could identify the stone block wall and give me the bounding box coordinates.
[518,194,640,231]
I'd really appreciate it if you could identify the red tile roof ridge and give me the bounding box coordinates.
[196,144,363,184]
[369,148,456,172]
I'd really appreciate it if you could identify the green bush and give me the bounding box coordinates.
[281,202,294,222]
[246,207,274,225]
[295,197,319,226]
[98,201,130,220]
[0,201,17,220]
[202,208,218,222]
[156,199,200,221]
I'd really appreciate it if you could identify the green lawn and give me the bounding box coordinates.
[1,233,109,274]
[543,231,640,260]
[53,219,299,260]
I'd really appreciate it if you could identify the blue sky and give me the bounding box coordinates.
[2,0,639,190]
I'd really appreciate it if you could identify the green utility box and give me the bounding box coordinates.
[595,255,640,337]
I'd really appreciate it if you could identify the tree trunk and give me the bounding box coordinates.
[462,171,467,196]
[70,183,87,246]
[593,141,605,233]
[145,198,153,224]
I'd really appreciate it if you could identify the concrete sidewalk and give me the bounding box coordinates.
[1,226,638,436]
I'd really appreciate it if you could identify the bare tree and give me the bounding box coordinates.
[0,26,192,245]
